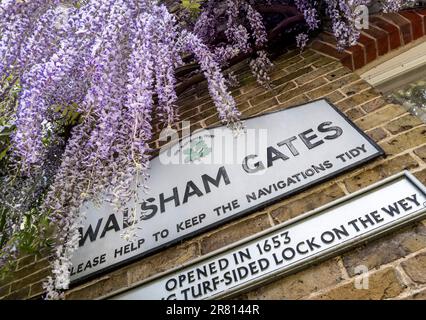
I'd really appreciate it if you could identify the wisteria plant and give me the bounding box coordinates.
[0,0,414,299]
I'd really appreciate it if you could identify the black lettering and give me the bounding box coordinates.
[277,136,299,156]
[202,166,230,193]
[333,225,349,239]
[282,247,296,260]
[159,187,180,213]
[321,231,335,244]
[299,129,324,149]
[242,154,265,174]
[296,242,308,254]
[406,194,420,207]
[318,121,344,140]
[397,199,412,211]
[183,181,203,204]
[140,198,158,220]
[323,160,333,169]
[370,211,384,223]
[306,237,321,251]
[381,203,401,217]
[79,218,103,247]
[267,147,289,167]
[348,219,361,232]
[100,214,120,238]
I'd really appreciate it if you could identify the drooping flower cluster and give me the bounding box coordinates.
[325,0,371,49]
[382,0,417,12]
[296,32,310,50]
[192,0,273,87]
[250,50,273,88]
[294,0,320,30]
[182,30,242,126]
[0,0,242,298]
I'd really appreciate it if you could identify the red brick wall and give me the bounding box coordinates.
[312,9,426,70]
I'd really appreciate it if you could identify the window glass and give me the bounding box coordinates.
[386,76,426,123]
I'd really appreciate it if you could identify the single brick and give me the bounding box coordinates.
[249,81,296,107]
[295,62,341,85]
[306,74,360,100]
[342,223,426,276]
[301,49,318,58]
[385,114,424,135]
[324,68,352,82]
[343,154,418,193]
[360,97,388,113]
[404,287,426,300]
[357,33,377,64]
[380,126,426,156]
[238,74,257,87]
[347,44,366,70]
[66,270,128,300]
[400,11,424,40]
[274,50,303,68]
[311,41,353,70]
[413,9,426,35]
[401,252,426,284]
[0,284,11,298]
[277,78,327,103]
[245,97,279,117]
[354,104,406,131]
[366,127,388,142]
[204,115,221,127]
[3,286,31,300]
[310,267,405,300]
[272,49,299,65]
[362,27,390,56]
[414,168,426,186]
[274,55,303,69]
[186,105,218,123]
[370,16,401,50]
[248,89,278,107]
[273,94,310,109]
[318,31,339,44]
[16,255,36,270]
[381,13,413,45]
[125,242,199,285]
[414,145,426,163]
[324,91,346,103]
[312,56,338,68]
[341,80,372,97]
[240,258,344,300]
[235,86,267,105]
[271,66,313,88]
[12,258,50,281]
[285,53,325,73]
[271,184,345,224]
[345,107,366,121]
[200,213,271,255]
[336,88,381,112]
[29,280,45,299]
[11,268,50,292]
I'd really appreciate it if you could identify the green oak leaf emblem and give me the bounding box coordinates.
[183,137,211,163]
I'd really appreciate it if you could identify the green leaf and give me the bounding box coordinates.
[0,144,11,161]
[181,0,201,12]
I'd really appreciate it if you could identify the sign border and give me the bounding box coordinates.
[70,98,385,286]
[106,171,426,300]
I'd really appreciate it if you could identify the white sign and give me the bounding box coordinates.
[70,99,383,283]
[111,172,426,300]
